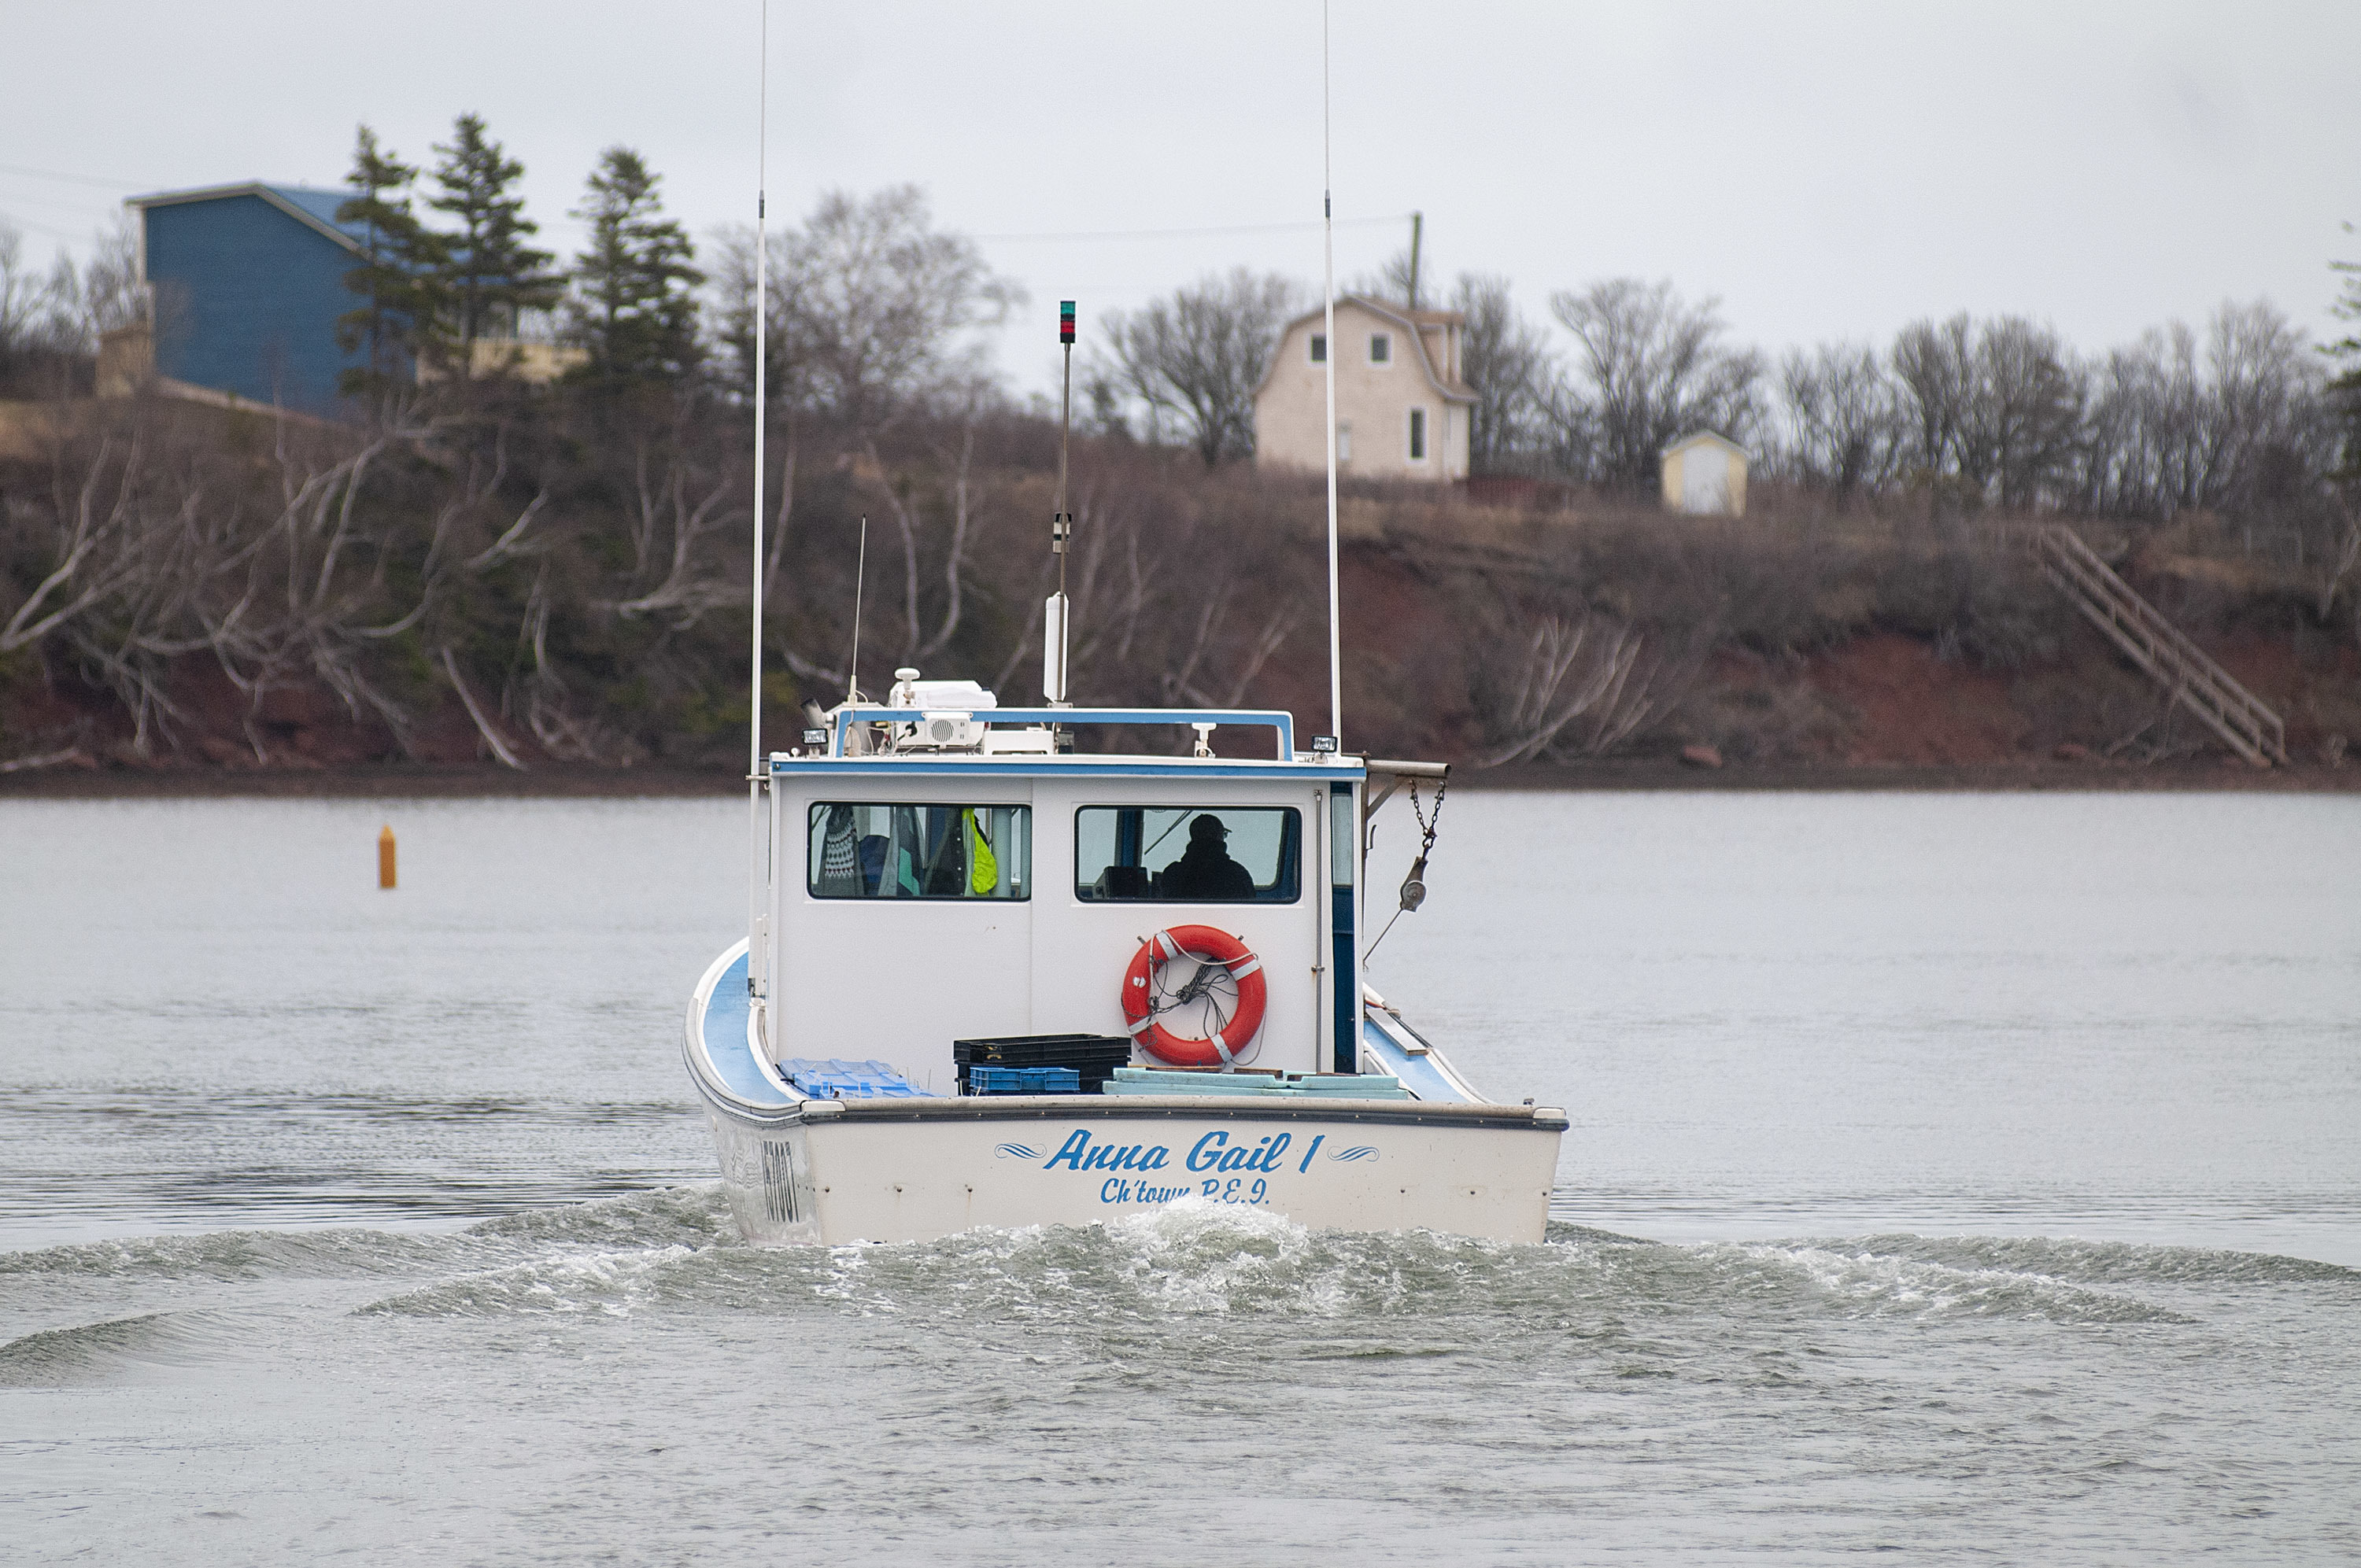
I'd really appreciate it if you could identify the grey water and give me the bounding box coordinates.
[1,791,2355,1562]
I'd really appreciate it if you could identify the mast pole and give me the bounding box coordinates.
[747,0,769,1005]
[1321,0,1342,749]
[1045,301,1075,706]
[1057,301,1073,602]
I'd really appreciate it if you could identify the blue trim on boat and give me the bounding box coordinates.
[1332,887,1358,1072]
[1358,1019,1472,1105]
[702,952,794,1106]
[1331,782,1357,1073]
[772,758,1363,780]
[829,705,1295,758]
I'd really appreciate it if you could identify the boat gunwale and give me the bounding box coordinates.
[766,756,1365,780]
[691,1079,1567,1134]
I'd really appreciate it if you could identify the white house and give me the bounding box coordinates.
[1253,296,1475,482]
[1661,431,1750,516]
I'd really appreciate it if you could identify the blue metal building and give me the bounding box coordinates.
[128,183,386,409]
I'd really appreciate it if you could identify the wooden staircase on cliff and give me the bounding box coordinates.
[2034,525,2288,766]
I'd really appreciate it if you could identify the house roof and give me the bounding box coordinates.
[1258,293,1476,405]
[127,182,369,253]
[1661,430,1750,460]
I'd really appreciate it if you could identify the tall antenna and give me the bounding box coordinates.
[847,515,867,702]
[1044,300,1075,704]
[749,0,768,780]
[746,0,770,1009]
[1321,0,1343,749]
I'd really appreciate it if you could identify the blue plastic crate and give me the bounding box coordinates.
[776,1057,929,1099]
[966,1064,1081,1095]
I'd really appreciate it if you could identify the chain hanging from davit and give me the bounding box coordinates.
[1366,774,1447,958]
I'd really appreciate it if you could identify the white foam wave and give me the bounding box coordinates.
[356,1244,702,1319]
[1699,1241,2189,1324]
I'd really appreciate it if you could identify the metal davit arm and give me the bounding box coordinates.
[1363,758,1447,817]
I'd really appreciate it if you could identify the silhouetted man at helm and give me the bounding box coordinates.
[1160,813,1255,900]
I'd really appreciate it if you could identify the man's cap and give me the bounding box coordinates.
[1189,814,1229,842]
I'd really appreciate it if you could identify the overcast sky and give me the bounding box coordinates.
[5,0,2355,397]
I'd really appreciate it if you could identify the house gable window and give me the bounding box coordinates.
[1309,333,1326,364]
[1407,407,1428,462]
[1369,333,1391,365]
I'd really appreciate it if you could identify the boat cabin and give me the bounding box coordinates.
[750,681,1365,1096]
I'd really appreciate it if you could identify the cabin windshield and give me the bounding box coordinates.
[1074,806,1301,902]
[808,802,1032,899]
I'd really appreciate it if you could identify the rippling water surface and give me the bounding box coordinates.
[2,792,2356,1562]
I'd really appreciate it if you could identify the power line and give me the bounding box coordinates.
[0,185,123,217]
[0,208,92,243]
[0,160,144,190]
[977,213,1409,244]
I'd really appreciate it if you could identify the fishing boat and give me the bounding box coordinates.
[683,690,1568,1245]
[684,9,1565,1245]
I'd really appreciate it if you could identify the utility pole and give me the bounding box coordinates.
[1407,211,1422,311]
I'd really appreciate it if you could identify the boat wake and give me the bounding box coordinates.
[4,1186,2352,1352]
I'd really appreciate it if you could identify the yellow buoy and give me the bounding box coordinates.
[379,824,397,890]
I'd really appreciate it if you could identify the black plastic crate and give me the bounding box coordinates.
[954,1033,1132,1095]
[954,1032,1134,1065]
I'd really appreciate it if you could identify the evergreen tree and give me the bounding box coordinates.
[424,113,559,376]
[565,147,703,388]
[334,126,437,394]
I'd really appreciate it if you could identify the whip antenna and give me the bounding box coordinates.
[745,0,770,1009]
[748,0,768,778]
[848,515,867,702]
[1321,0,1342,751]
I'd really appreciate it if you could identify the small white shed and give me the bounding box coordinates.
[1661,431,1750,516]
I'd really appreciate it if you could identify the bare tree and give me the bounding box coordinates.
[1893,313,2082,508]
[0,220,139,393]
[2077,323,2201,517]
[604,408,743,622]
[1777,341,1901,496]
[1348,245,1421,308]
[1450,272,1554,472]
[1466,600,1700,766]
[0,224,54,389]
[772,186,1019,432]
[1964,316,2083,509]
[1891,313,1976,486]
[1,404,443,757]
[1548,279,1762,491]
[708,186,1020,680]
[1096,268,1307,467]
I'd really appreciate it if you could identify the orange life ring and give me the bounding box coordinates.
[1121,924,1268,1067]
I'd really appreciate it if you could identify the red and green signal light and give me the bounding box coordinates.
[1059,301,1075,344]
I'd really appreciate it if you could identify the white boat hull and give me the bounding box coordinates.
[703,1094,1564,1245]
[685,942,1566,1246]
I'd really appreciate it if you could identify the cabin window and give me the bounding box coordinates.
[1074,806,1302,903]
[1309,333,1326,363]
[807,802,1031,899]
[1369,333,1391,365]
[1407,407,1428,460]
